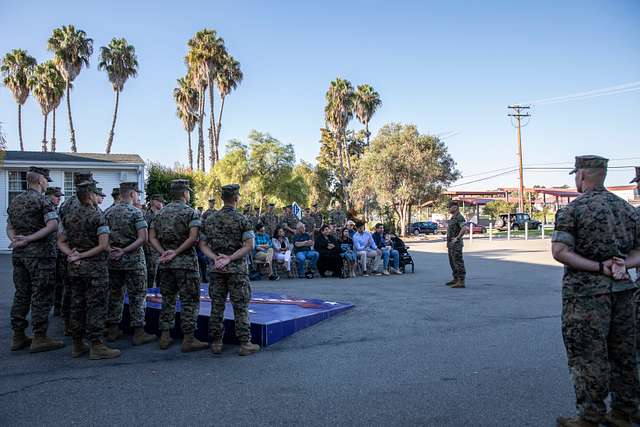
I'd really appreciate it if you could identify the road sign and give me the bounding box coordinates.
[291,202,302,220]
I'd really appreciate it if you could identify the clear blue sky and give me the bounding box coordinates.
[1,0,639,189]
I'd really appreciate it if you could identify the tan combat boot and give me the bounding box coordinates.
[556,416,599,427]
[106,324,123,342]
[210,339,223,355]
[159,330,172,350]
[132,327,156,346]
[30,332,65,353]
[450,280,466,289]
[180,333,208,353]
[71,338,89,358]
[238,342,260,356]
[445,279,457,286]
[604,409,632,427]
[89,339,121,360]
[11,329,32,351]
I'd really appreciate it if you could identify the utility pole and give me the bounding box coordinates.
[508,105,531,213]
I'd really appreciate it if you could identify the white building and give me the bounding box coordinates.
[0,151,145,251]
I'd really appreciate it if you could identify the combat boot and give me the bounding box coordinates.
[132,327,156,346]
[89,340,121,360]
[450,280,466,289]
[71,338,89,358]
[159,330,172,350]
[445,279,457,286]
[10,329,32,351]
[210,339,223,354]
[180,333,208,353]
[603,409,632,427]
[106,324,123,342]
[238,342,260,356]
[556,416,599,427]
[29,332,65,353]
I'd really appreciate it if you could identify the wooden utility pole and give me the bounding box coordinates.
[508,105,531,213]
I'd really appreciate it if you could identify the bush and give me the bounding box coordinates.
[145,162,195,206]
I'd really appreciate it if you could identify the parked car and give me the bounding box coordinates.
[495,213,541,231]
[409,221,438,235]
[436,220,448,235]
[465,222,486,234]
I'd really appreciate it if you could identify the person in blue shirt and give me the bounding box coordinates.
[291,223,319,278]
[372,223,402,275]
[254,223,278,281]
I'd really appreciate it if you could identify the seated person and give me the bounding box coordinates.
[372,223,402,275]
[272,227,292,277]
[340,227,357,278]
[345,220,356,237]
[254,223,278,281]
[291,223,319,279]
[352,221,382,276]
[315,225,342,277]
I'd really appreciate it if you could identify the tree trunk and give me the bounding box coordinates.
[105,89,119,154]
[344,143,352,171]
[66,82,77,152]
[51,108,57,152]
[41,113,48,152]
[336,130,350,211]
[399,202,410,237]
[365,121,370,145]
[17,104,24,151]
[197,87,205,171]
[215,95,226,163]
[187,130,193,171]
[208,80,217,169]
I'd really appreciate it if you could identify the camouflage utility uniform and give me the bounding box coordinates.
[144,208,161,287]
[105,202,148,329]
[553,184,640,423]
[302,214,316,235]
[201,205,255,344]
[151,201,202,335]
[447,212,466,281]
[259,210,280,237]
[328,209,347,228]
[8,188,59,336]
[281,212,300,239]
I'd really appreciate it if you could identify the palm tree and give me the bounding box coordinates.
[173,76,199,170]
[49,78,67,152]
[214,52,242,161]
[98,38,139,154]
[28,61,65,152]
[184,58,207,171]
[47,25,93,153]
[325,77,354,209]
[1,49,37,151]
[187,29,226,169]
[354,84,382,145]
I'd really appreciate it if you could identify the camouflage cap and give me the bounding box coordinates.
[151,194,166,203]
[170,179,192,192]
[221,184,240,198]
[630,166,640,184]
[28,166,53,182]
[569,155,609,175]
[111,187,120,198]
[268,202,275,206]
[45,186,64,197]
[208,197,216,202]
[74,172,98,186]
[94,187,107,197]
[119,181,139,192]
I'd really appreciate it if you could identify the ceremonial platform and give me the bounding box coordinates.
[122,284,354,347]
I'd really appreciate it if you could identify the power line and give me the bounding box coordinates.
[521,81,640,106]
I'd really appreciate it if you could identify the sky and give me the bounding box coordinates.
[1,0,639,190]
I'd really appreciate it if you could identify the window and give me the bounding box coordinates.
[8,171,27,205]
[64,172,76,198]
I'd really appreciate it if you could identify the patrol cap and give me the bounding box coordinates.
[74,172,97,186]
[569,155,609,175]
[268,202,275,207]
[94,187,107,197]
[312,202,318,207]
[630,167,640,184]
[448,200,460,207]
[119,182,139,192]
[45,187,64,197]
[170,179,192,192]
[221,184,240,199]
[208,197,216,202]
[151,194,166,203]
[28,166,53,182]
[111,188,120,198]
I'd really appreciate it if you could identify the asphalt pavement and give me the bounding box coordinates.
[0,239,576,426]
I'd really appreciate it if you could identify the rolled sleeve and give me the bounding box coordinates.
[242,230,255,242]
[551,230,575,247]
[44,211,59,223]
[97,225,110,235]
[135,219,148,230]
[189,218,202,229]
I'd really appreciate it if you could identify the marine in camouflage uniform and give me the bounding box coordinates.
[301,207,317,237]
[328,203,347,229]
[199,184,260,356]
[553,156,639,427]
[104,182,155,346]
[311,203,324,232]
[143,194,164,287]
[446,201,467,288]
[281,205,300,240]
[7,167,64,353]
[201,198,216,221]
[631,166,640,426]
[149,179,207,352]
[259,203,280,237]
[45,186,66,317]
[59,182,120,359]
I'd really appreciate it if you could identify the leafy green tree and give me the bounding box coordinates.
[145,163,195,204]
[482,200,517,219]
[1,49,37,151]
[292,161,332,209]
[98,38,139,153]
[354,84,382,145]
[28,61,65,152]
[352,123,460,236]
[48,25,93,152]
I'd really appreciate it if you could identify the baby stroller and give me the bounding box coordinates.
[392,235,414,273]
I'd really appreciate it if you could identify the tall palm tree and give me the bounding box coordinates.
[28,61,65,152]
[325,77,354,209]
[173,76,199,170]
[98,38,139,154]
[184,59,207,171]
[49,79,67,152]
[1,49,36,151]
[354,84,382,145]
[187,29,226,169]
[214,52,242,161]
[47,25,93,153]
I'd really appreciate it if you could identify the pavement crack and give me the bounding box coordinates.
[0,375,100,397]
